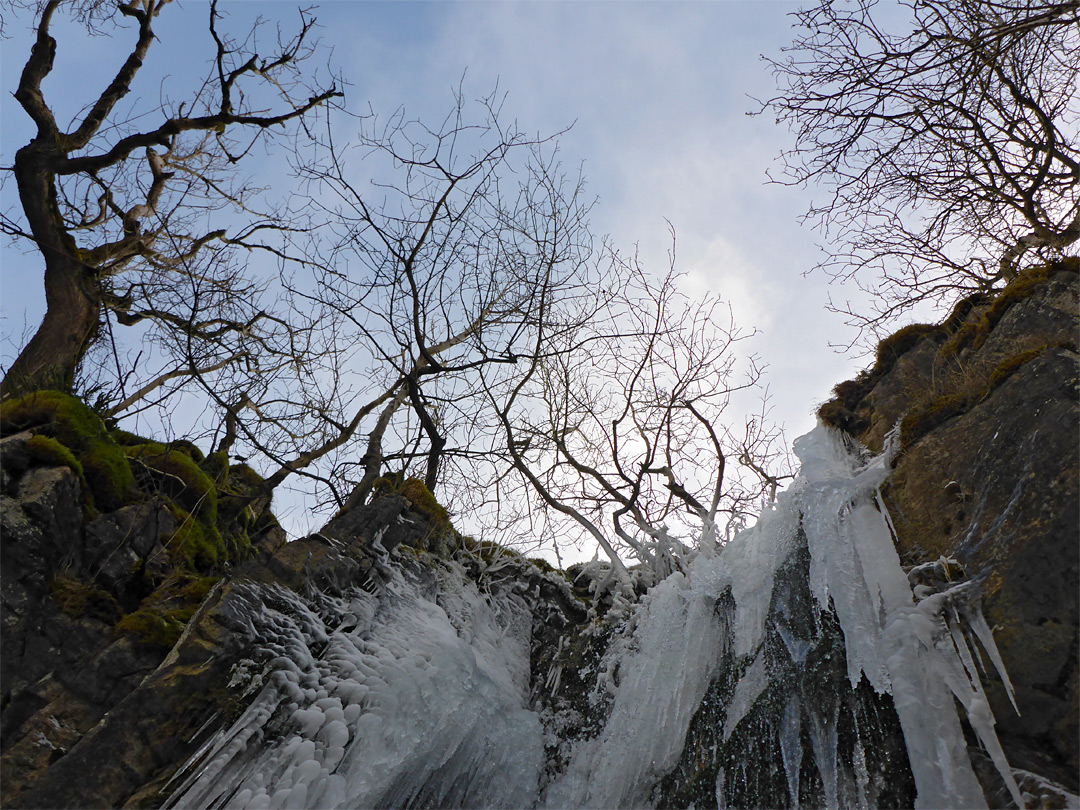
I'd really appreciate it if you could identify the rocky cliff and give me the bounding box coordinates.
[0,400,591,808]
[817,257,1078,791]
[0,258,1076,808]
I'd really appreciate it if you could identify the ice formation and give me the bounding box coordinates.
[164,565,543,809]
[164,425,1029,809]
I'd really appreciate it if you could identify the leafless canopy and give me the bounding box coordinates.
[761,0,1079,337]
[2,1,791,576]
[1,0,341,396]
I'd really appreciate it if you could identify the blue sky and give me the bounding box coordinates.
[1,0,892,539]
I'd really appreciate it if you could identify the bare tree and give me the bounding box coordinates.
[485,240,792,586]
[186,97,791,571]
[177,90,606,515]
[1,0,340,396]
[2,2,790,574]
[760,0,1079,336]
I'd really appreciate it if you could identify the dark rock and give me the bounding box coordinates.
[0,431,33,479]
[823,264,1080,791]
[84,501,175,594]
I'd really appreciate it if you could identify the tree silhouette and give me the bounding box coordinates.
[761,0,1079,336]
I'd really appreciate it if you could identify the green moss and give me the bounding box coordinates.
[26,433,83,475]
[1,390,100,446]
[222,528,251,562]
[111,429,155,447]
[396,543,428,561]
[0,391,136,511]
[372,471,406,494]
[200,450,229,482]
[819,258,1076,436]
[165,504,225,570]
[127,443,217,524]
[50,576,122,623]
[398,478,452,532]
[374,475,453,536]
[226,463,264,493]
[165,439,205,463]
[82,439,137,511]
[986,340,1075,389]
[817,397,867,433]
[178,575,222,603]
[115,609,184,651]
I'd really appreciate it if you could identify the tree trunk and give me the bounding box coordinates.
[2,143,101,396]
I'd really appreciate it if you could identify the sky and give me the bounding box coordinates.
[0,0,892,544]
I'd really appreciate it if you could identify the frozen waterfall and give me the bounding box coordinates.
[163,425,1027,809]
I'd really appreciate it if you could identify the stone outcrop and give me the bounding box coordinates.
[817,258,1079,790]
[0,397,286,809]
[1,259,1075,807]
[0,424,590,808]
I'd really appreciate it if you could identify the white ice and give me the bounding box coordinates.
[164,424,1024,810]
[165,564,543,810]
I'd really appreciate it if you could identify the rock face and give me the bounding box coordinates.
[817,259,1079,790]
[0,443,591,808]
[0,260,1075,808]
[0,398,287,809]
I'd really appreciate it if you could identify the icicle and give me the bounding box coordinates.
[715,767,727,810]
[165,568,543,810]
[851,718,870,810]
[722,651,769,742]
[807,704,839,810]
[793,425,1020,809]
[966,602,1020,715]
[779,696,802,810]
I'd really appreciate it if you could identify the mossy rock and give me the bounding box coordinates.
[114,609,186,651]
[528,556,558,575]
[25,433,84,477]
[50,576,123,624]
[398,478,451,531]
[461,535,521,565]
[114,572,222,651]
[873,322,944,374]
[200,450,230,482]
[373,475,453,536]
[126,443,217,524]
[178,575,223,603]
[225,462,265,494]
[111,429,156,448]
[165,504,226,571]
[900,340,1075,449]
[940,259,1076,359]
[1,390,135,511]
[163,438,205,463]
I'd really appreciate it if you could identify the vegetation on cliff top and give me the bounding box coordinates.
[818,258,1079,446]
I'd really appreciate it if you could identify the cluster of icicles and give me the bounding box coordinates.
[163,425,1030,809]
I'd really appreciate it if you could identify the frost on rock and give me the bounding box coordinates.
[581,425,1024,809]
[796,426,1023,809]
[163,562,543,810]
